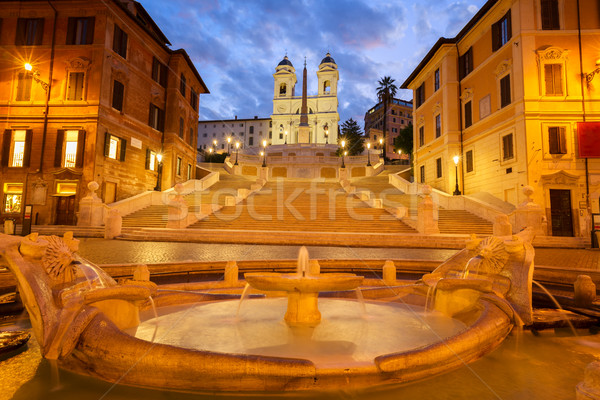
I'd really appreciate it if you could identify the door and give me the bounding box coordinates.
[55,195,76,225]
[104,182,117,204]
[549,189,573,237]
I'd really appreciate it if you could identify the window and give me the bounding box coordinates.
[179,117,184,139]
[104,133,126,161]
[434,69,440,91]
[149,104,165,132]
[502,133,514,160]
[466,150,474,173]
[464,101,473,128]
[416,83,425,107]
[112,24,127,58]
[249,126,254,134]
[176,157,182,176]
[66,17,94,45]
[435,114,441,138]
[249,137,254,146]
[190,89,198,111]
[16,18,44,45]
[544,64,563,95]
[180,74,186,97]
[420,165,425,183]
[541,0,560,30]
[16,72,32,101]
[269,131,272,139]
[436,158,442,178]
[3,183,23,213]
[189,127,195,146]
[54,130,85,168]
[152,58,167,87]
[187,164,192,180]
[492,10,511,51]
[459,47,473,80]
[2,130,32,168]
[548,127,567,154]
[418,126,424,147]
[145,149,157,171]
[279,132,283,139]
[112,80,124,111]
[500,74,511,108]
[66,72,84,101]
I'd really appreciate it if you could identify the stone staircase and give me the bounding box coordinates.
[351,174,493,235]
[121,173,254,228]
[188,179,416,233]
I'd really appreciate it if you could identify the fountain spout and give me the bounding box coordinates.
[297,246,309,277]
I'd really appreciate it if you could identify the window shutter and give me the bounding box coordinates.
[559,127,567,154]
[145,148,151,170]
[104,131,111,157]
[66,18,76,44]
[15,19,26,45]
[86,17,95,44]
[544,64,554,94]
[119,138,127,161]
[549,127,558,154]
[160,64,167,87]
[54,129,65,167]
[34,19,45,45]
[148,104,154,127]
[75,130,86,167]
[492,20,500,51]
[23,129,33,167]
[506,9,512,40]
[159,108,165,132]
[554,64,562,95]
[1,130,11,167]
[464,101,472,128]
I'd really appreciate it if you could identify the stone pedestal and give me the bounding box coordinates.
[78,181,104,226]
[493,214,512,236]
[167,184,188,229]
[133,264,150,281]
[513,186,546,236]
[417,185,439,234]
[298,125,310,143]
[224,261,238,285]
[574,275,596,307]
[577,361,600,400]
[382,260,396,285]
[339,168,348,181]
[260,166,269,181]
[104,209,122,239]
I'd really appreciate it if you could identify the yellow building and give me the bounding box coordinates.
[402,0,600,237]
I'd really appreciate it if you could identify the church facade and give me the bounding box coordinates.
[271,54,339,145]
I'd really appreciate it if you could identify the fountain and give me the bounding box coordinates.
[0,231,537,393]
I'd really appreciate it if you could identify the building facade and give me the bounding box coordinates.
[0,0,208,226]
[198,116,271,153]
[364,98,413,161]
[402,0,600,237]
[271,54,339,145]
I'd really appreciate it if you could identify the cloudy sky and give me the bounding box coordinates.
[143,0,487,127]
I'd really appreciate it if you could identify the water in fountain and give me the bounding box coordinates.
[236,283,251,318]
[147,296,159,343]
[533,280,578,336]
[297,246,309,276]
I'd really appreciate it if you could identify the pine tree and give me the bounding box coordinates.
[394,122,413,159]
[338,118,365,156]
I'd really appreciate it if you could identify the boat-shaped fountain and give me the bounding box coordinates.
[0,231,534,393]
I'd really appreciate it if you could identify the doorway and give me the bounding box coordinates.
[55,195,76,225]
[104,182,117,204]
[549,189,573,237]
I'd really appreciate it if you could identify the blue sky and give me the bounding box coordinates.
[143,0,487,127]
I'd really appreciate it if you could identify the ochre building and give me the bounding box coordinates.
[0,0,208,226]
[402,0,600,237]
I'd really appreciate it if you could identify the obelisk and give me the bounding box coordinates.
[298,58,310,143]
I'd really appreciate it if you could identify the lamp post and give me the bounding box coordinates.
[340,140,346,168]
[453,155,461,195]
[262,140,268,167]
[366,142,371,166]
[213,139,218,153]
[323,123,329,144]
[154,153,163,191]
[24,63,49,93]
[379,138,384,158]
[284,130,288,145]
[234,142,240,165]
[227,137,231,154]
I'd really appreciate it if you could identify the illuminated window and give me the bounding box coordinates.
[3,183,23,213]
[11,130,26,167]
[146,149,157,171]
[104,133,126,161]
[187,164,192,180]
[109,137,118,159]
[64,130,79,167]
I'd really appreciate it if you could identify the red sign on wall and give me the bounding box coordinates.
[578,122,600,158]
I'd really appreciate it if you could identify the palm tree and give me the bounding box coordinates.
[376,76,398,161]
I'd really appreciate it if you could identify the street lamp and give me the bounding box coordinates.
[453,155,461,195]
[24,63,49,93]
[227,137,231,154]
[213,139,217,152]
[154,153,163,191]
[323,123,329,144]
[340,139,346,168]
[366,142,371,166]
[284,130,288,144]
[234,141,240,165]
[379,138,384,158]
[262,139,268,167]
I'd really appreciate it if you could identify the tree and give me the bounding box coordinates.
[394,122,413,164]
[376,76,398,161]
[337,118,364,156]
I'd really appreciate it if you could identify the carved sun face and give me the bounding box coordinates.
[476,237,509,274]
[42,236,76,284]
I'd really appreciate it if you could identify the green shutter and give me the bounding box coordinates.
[75,130,86,167]
[119,138,127,161]
[54,129,64,167]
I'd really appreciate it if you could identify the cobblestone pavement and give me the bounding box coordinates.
[76,238,600,271]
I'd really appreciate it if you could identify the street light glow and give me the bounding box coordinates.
[367,142,371,149]
[341,140,345,148]
[453,155,460,165]
[156,153,163,163]
[24,63,33,71]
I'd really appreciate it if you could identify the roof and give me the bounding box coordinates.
[277,56,294,68]
[401,0,499,88]
[172,49,210,94]
[320,53,336,65]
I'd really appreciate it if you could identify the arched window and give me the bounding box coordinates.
[280,83,286,95]
[323,80,330,93]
